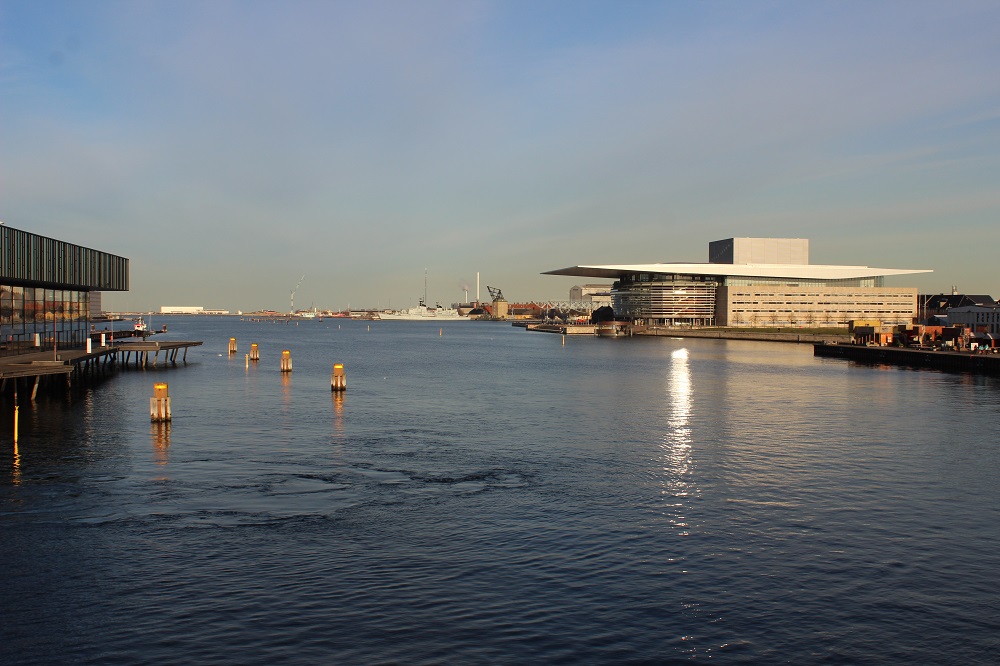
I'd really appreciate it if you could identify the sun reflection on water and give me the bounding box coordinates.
[660,348,696,531]
[11,441,22,486]
[332,391,345,441]
[152,422,171,466]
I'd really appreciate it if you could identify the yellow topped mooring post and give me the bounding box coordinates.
[228,337,238,355]
[280,350,293,373]
[151,382,172,422]
[249,343,259,361]
[331,363,346,392]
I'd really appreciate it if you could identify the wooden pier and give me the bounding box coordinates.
[0,340,203,399]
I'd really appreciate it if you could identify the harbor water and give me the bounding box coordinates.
[2,317,999,664]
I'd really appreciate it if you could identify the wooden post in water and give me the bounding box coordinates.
[150,382,172,422]
[280,350,293,373]
[228,337,238,355]
[331,363,346,392]
[249,343,260,361]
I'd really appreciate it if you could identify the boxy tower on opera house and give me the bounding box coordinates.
[544,237,932,328]
[0,224,129,357]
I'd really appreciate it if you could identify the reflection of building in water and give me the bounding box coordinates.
[545,237,932,328]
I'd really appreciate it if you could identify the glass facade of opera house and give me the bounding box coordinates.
[610,273,914,328]
[0,226,128,356]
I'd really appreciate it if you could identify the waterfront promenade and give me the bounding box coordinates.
[639,326,850,344]
[520,320,851,344]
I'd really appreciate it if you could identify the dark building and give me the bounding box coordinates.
[0,225,129,356]
[918,292,995,323]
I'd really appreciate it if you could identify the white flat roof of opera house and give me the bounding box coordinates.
[543,263,932,280]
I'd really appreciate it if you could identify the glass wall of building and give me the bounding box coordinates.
[612,275,718,326]
[0,284,91,356]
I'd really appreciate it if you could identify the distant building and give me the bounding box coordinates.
[544,237,932,328]
[89,291,103,319]
[1,225,128,356]
[918,292,995,322]
[947,305,1000,340]
[159,306,230,315]
[161,306,205,314]
[569,284,613,307]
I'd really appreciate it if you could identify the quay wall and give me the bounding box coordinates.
[814,343,1000,376]
[638,328,851,345]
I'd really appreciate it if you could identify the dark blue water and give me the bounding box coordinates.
[2,317,999,664]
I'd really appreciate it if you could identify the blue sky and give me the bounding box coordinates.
[2,1,999,312]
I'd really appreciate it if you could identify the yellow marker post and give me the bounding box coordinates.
[331,363,346,392]
[280,350,293,373]
[151,382,172,422]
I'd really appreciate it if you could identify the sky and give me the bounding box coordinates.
[2,1,999,312]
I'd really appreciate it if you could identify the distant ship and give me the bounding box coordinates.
[378,299,469,321]
[379,270,470,321]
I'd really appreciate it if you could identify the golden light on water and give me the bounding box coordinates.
[152,422,171,466]
[661,348,694,532]
[12,441,21,486]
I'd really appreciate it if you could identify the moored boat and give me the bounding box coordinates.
[378,299,469,320]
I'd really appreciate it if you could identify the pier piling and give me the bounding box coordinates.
[150,382,172,422]
[249,343,259,361]
[228,338,238,355]
[331,363,346,392]
[281,350,293,373]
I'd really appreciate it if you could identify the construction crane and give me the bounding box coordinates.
[290,274,305,314]
[487,285,509,319]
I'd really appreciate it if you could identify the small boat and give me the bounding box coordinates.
[133,316,149,332]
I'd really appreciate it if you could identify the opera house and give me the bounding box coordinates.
[544,237,931,328]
